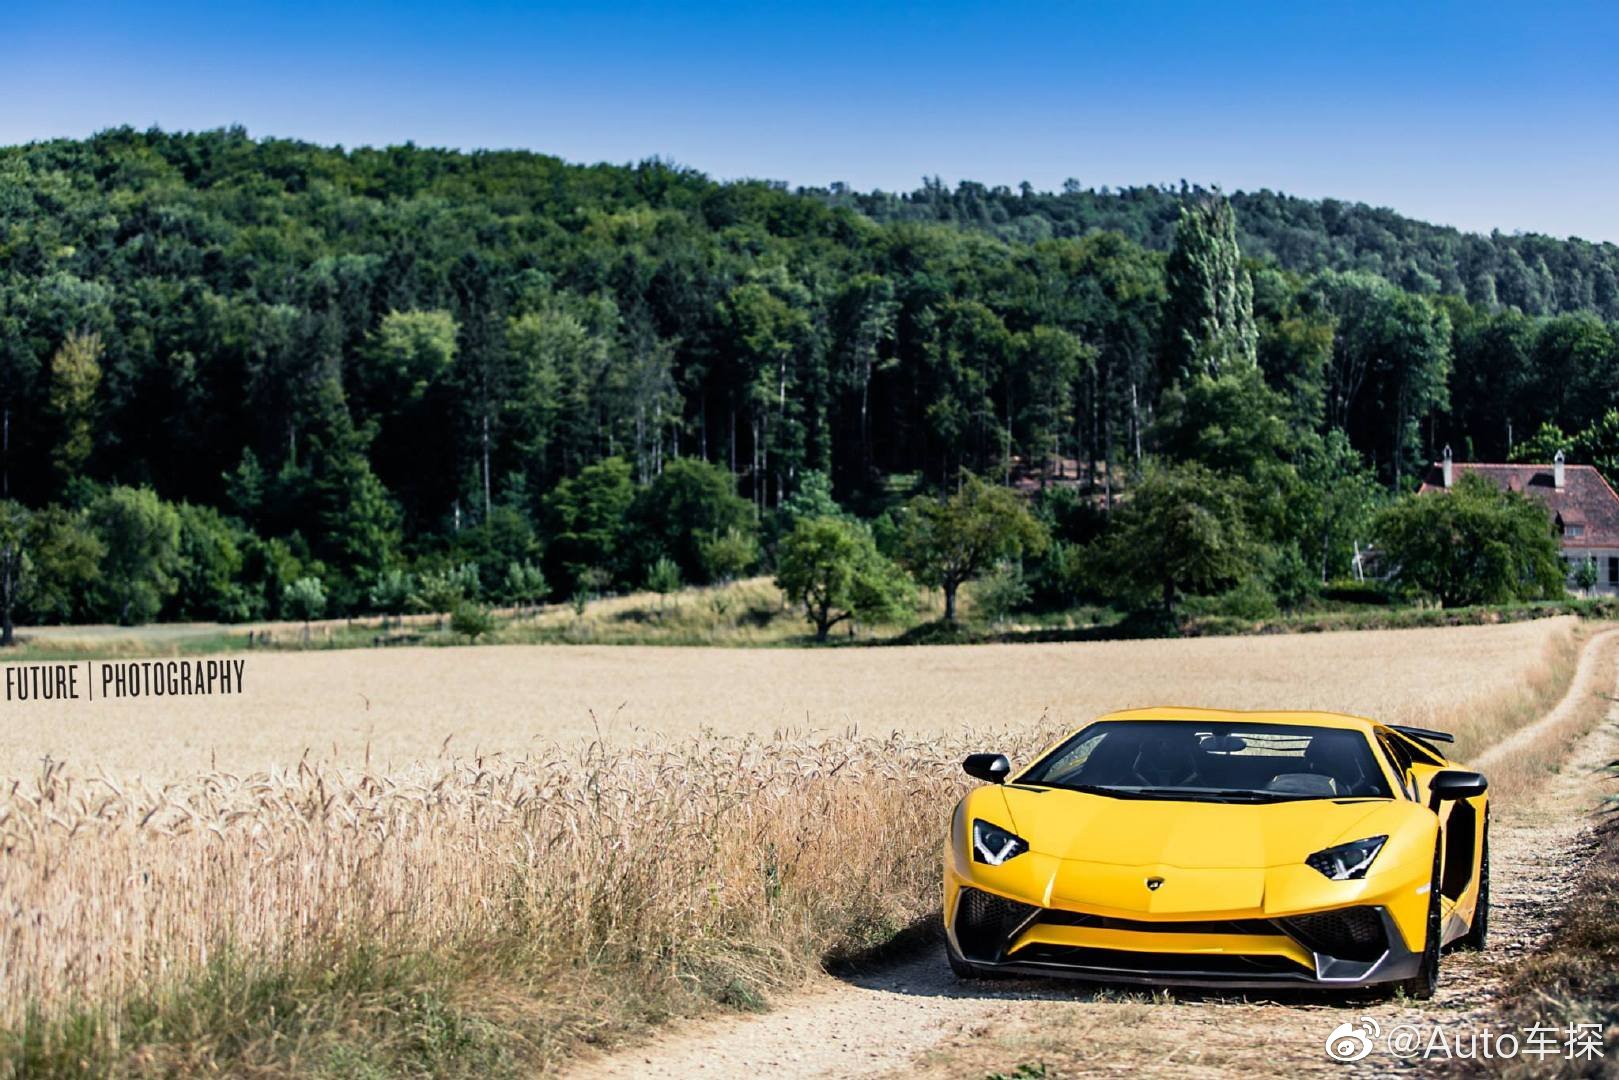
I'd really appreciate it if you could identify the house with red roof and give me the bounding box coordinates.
[1417,446,1619,593]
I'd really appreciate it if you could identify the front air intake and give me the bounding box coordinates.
[954,888,1039,960]
[1279,907,1389,962]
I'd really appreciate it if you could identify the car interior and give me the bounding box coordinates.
[1025,722,1394,799]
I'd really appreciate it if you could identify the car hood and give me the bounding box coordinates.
[986,784,1402,869]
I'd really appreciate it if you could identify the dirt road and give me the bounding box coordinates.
[569,632,1619,1079]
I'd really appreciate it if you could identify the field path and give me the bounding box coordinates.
[566,630,1619,1080]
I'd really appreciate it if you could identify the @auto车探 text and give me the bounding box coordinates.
[1325,1017,1606,1062]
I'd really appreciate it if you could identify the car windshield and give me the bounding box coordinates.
[1018,720,1393,802]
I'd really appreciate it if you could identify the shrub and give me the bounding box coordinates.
[972,561,1032,625]
[698,527,760,584]
[368,569,417,615]
[282,576,327,624]
[416,563,480,613]
[449,602,495,642]
[502,561,548,607]
[646,556,682,599]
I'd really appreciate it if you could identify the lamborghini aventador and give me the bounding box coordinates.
[944,708,1489,997]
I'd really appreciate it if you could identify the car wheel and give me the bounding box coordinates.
[1398,843,1443,1000]
[946,941,984,979]
[1459,817,1490,951]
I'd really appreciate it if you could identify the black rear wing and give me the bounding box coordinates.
[1388,724,1456,755]
[1388,724,1455,743]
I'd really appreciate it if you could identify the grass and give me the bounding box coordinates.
[1456,805,1619,1078]
[0,619,1601,1077]
[11,579,1618,663]
[1470,624,1619,807]
[0,730,1049,1077]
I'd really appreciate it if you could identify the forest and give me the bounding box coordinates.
[1,127,1615,630]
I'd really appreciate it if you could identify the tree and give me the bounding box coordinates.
[646,556,681,605]
[721,274,816,507]
[172,503,254,621]
[898,473,1048,622]
[10,505,102,628]
[1373,474,1563,607]
[776,516,912,641]
[1296,431,1382,580]
[1449,310,1536,460]
[1155,365,1290,477]
[87,486,183,625]
[47,330,103,485]
[1512,409,1619,488]
[366,310,459,402]
[0,501,31,645]
[828,274,897,487]
[416,563,479,613]
[1574,555,1599,595]
[1526,315,1619,436]
[972,561,1031,626]
[1161,197,1258,381]
[502,561,548,608]
[305,427,404,608]
[627,458,756,584]
[450,601,495,641]
[1312,273,1452,488]
[544,457,635,590]
[1011,326,1087,477]
[1253,268,1332,436]
[282,575,327,626]
[778,470,844,527]
[1509,422,1574,467]
[1091,463,1252,617]
[368,569,417,615]
[370,307,459,388]
[698,526,759,584]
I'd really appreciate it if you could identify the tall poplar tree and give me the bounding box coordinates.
[1161,197,1258,381]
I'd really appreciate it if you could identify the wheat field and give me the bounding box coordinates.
[0,616,1590,1075]
[1,616,1578,780]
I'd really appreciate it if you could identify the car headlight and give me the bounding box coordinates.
[972,819,1029,865]
[1306,835,1388,880]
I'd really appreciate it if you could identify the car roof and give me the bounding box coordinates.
[1090,706,1379,733]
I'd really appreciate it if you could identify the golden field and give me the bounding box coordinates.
[0,616,1598,1076]
[1,615,1580,779]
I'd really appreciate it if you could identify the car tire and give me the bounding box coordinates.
[1459,817,1490,951]
[946,942,984,979]
[1398,843,1443,1000]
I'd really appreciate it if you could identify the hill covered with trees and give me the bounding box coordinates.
[1,127,1612,630]
[818,180,1619,320]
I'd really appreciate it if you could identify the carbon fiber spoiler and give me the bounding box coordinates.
[1388,724,1455,746]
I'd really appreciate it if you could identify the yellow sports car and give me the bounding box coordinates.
[944,708,1489,997]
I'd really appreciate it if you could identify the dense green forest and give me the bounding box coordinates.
[0,127,1612,630]
[819,181,1619,320]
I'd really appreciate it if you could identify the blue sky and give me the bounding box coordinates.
[4,1,1617,241]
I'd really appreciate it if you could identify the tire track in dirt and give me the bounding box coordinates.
[565,631,1619,1080]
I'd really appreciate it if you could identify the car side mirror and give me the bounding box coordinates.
[963,753,1011,784]
[1427,769,1488,811]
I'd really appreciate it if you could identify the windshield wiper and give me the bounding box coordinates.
[1036,782,1147,799]
[1089,786,1315,804]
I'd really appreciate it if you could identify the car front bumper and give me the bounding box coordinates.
[942,810,1434,990]
[944,882,1424,988]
